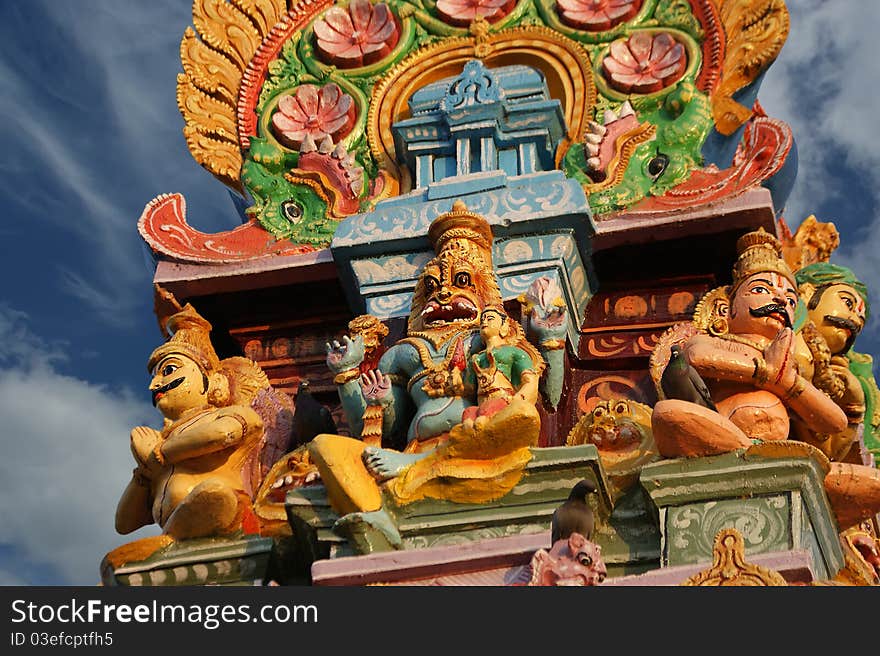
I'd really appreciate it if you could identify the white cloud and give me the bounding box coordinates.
[759,0,880,332]
[0,306,160,585]
[761,1,880,218]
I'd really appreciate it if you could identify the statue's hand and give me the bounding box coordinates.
[762,327,799,392]
[361,369,392,406]
[131,425,163,475]
[326,334,365,374]
[830,362,866,414]
[525,306,568,347]
[131,426,160,461]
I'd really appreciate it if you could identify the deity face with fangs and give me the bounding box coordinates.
[406,206,503,347]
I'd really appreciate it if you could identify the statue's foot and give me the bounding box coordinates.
[824,462,880,530]
[362,447,429,482]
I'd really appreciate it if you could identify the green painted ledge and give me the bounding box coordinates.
[639,448,844,578]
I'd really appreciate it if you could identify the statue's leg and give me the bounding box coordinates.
[163,479,241,540]
[824,461,880,530]
[652,399,752,458]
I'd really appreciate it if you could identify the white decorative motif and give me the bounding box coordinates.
[502,240,534,262]
[368,293,412,317]
[333,178,585,247]
[352,253,433,284]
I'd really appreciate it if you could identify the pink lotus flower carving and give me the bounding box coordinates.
[555,0,641,32]
[602,31,687,94]
[435,0,517,28]
[271,83,356,149]
[313,0,400,68]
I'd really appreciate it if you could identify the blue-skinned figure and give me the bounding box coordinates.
[326,201,503,479]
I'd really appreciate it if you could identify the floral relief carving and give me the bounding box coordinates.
[555,0,642,32]
[602,31,687,94]
[271,83,356,149]
[313,0,400,68]
[435,0,518,28]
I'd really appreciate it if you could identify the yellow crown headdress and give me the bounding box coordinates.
[147,303,220,374]
[428,200,494,255]
[731,228,796,293]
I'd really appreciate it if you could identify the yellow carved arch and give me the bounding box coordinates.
[711,0,790,135]
[178,0,289,191]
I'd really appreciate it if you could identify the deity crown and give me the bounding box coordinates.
[731,227,796,292]
[148,303,221,374]
[428,200,494,255]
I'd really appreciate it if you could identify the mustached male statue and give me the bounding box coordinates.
[650,228,880,530]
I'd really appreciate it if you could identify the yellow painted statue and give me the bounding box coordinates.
[792,262,869,463]
[115,302,293,541]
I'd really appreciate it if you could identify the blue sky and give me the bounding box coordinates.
[0,0,878,585]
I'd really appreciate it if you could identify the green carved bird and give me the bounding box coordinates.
[551,479,596,544]
[660,345,717,411]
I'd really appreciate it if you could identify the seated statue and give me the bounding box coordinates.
[650,228,880,529]
[462,305,543,424]
[312,202,553,513]
[115,302,293,541]
[652,228,847,456]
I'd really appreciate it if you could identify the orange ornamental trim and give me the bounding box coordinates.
[238,0,336,150]
[138,193,317,263]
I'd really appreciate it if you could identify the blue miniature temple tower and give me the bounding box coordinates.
[332,60,595,346]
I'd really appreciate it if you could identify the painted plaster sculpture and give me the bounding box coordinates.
[650,229,880,529]
[779,215,880,464]
[792,263,869,462]
[140,0,796,263]
[528,532,607,586]
[685,526,880,586]
[115,302,294,541]
[839,523,880,585]
[518,277,567,410]
[682,528,788,586]
[117,0,880,587]
[312,202,552,512]
[327,200,504,451]
[651,228,846,456]
[565,398,658,497]
[345,313,391,447]
[462,306,544,424]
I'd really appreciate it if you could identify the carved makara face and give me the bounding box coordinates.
[807,283,866,355]
[150,353,208,420]
[728,272,798,340]
[533,533,607,586]
[586,400,644,452]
